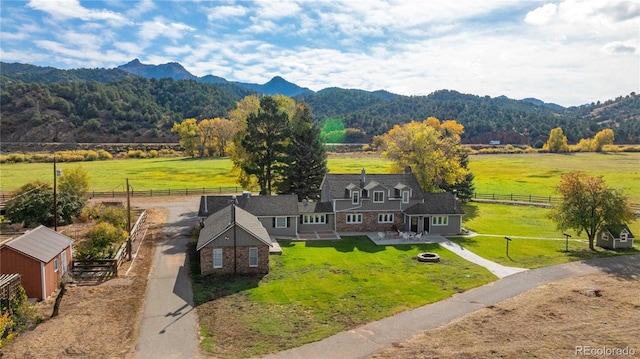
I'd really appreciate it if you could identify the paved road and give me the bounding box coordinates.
[264,254,640,359]
[134,198,200,359]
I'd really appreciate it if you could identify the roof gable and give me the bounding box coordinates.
[323,170,423,200]
[3,225,73,263]
[197,205,272,251]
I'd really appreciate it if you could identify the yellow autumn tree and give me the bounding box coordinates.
[171,118,199,157]
[376,117,468,192]
[543,127,569,153]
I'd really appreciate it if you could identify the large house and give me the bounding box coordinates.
[198,168,464,237]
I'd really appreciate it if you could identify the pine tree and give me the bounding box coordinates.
[240,96,290,195]
[277,102,327,200]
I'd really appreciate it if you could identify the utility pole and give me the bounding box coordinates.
[126,178,132,261]
[53,155,58,231]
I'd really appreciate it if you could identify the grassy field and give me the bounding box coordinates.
[192,236,496,358]
[456,202,640,268]
[1,152,638,202]
[468,152,640,202]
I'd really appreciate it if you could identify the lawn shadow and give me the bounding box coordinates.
[448,236,479,248]
[304,236,386,253]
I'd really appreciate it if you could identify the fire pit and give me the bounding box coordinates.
[417,252,440,263]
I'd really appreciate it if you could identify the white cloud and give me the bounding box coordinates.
[138,17,195,41]
[206,5,248,21]
[126,0,156,18]
[27,0,130,25]
[253,0,301,19]
[524,3,558,25]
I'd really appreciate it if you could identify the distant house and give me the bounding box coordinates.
[0,225,73,300]
[597,224,635,250]
[196,204,272,276]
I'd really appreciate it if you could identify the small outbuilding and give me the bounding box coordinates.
[197,204,272,276]
[596,224,635,250]
[0,225,73,300]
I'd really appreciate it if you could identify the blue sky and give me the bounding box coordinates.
[1,0,638,107]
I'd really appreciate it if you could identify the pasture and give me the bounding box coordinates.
[1,152,639,203]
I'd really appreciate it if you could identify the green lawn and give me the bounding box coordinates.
[455,202,639,268]
[193,236,496,358]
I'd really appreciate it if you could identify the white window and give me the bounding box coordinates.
[249,247,258,267]
[303,214,326,224]
[346,213,363,224]
[620,231,628,242]
[402,190,410,203]
[602,232,610,241]
[54,258,59,272]
[275,217,288,228]
[432,216,448,226]
[213,248,223,268]
[61,251,67,274]
[352,191,360,205]
[378,213,395,223]
[373,191,384,203]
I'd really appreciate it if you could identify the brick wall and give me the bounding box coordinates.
[200,245,269,276]
[335,211,404,232]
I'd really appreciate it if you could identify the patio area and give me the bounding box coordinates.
[365,231,442,245]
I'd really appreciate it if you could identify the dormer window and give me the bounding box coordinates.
[373,191,384,203]
[620,230,629,242]
[352,190,360,205]
[402,190,410,203]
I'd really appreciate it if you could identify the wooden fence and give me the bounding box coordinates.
[0,274,22,311]
[72,209,148,278]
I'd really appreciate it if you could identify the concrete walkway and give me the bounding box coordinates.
[263,254,640,359]
[430,236,528,278]
[134,199,200,359]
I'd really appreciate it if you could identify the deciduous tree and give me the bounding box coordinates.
[550,172,635,250]
[591,128,614,152]
[171,118,199,157]
[543,127,569,153]
[376,118,470,193]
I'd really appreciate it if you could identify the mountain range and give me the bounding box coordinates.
[1,60,638,147]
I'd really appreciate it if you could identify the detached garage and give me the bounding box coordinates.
[0,225,73,300]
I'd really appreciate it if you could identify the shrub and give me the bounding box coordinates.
[76,222,127,259]
[97,149,113,160]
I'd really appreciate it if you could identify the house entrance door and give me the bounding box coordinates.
[423,217,430,233]
[410,217,418,232]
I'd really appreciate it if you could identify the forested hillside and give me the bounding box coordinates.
[1,61,638,146]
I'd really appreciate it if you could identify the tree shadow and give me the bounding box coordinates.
[461,203,479,221]
[577,252,640,281]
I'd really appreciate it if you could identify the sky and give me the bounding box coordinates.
[0,0,638,107]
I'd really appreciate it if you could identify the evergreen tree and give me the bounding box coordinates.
[239,96,291,195]
[277,102,328,200]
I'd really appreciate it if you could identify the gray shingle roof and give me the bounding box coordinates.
[323,171,423,200]
[3,225,73,263]
[404,192,465,215]
[196,205,272,251]
[604,224,635,239]
[199,194,299,217]
[298,201,333,214]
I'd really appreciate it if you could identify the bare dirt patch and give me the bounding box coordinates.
[0,207,167,359]
[371,274,640,359]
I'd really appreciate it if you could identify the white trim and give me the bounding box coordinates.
[402,190,410,203]
[432,216,449,226]
[213,248,223,269]
[249,247,258,267]
[41,262,46,299]
[378,213,395,223]
[352,190,360,205]
[275,217,287,228]
[373,191,384,203]
[346,213,363,224]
